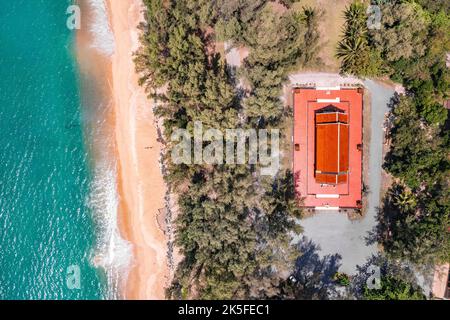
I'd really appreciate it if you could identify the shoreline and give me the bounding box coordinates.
[76,0,170,299]
[106,0,169,299]
[74,0,129,299]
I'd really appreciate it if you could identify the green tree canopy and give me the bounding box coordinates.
[363,277,426,300]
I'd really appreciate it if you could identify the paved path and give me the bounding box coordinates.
[363,79,395,238]
[294,77,395,275]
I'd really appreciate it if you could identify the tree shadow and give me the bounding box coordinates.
[382,93,401,166]
[350,253,428,299]
[281,236,343,299]
[351,253,386,299]
[364,190,397,247]
[364,205,385,246]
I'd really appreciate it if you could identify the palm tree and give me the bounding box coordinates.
[390,184,417,212]
[336,36,367,67]
[336,1,370,75]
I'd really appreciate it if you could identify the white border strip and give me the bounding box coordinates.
[315,206,340,211]
[316,194,340,199]
[316,86,341,91]
[317,98,340,103]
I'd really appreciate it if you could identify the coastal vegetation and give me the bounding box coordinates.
[337,1,449,265]
[363,276,426,300]
[351,254,427,300]
[136,0,319,299]
[336,1,384,77]
[135,0,448,299]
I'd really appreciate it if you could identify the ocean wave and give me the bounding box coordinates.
[86,0,115,56]
[87,162,132,300]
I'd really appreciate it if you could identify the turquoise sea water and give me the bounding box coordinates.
[0,0,106,299]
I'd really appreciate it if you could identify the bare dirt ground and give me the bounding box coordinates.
[268,1,289,14]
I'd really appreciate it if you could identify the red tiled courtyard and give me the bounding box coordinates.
[293,87,363,209]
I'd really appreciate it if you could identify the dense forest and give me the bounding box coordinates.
[135,0,320,299]
[135,0,449,299]
[337,0,449,265]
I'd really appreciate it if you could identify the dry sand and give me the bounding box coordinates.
[107,0,168,299]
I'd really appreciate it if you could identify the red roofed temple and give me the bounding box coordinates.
[293,87,363,210]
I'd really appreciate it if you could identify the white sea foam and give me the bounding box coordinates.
[86,0,115,56]
[82,0,132,299]
[88,162,132,300]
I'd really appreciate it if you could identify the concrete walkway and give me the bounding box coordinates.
[289,72,363,87]
[294,76,395,275]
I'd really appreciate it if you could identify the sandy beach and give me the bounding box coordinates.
[107,0,168,299]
